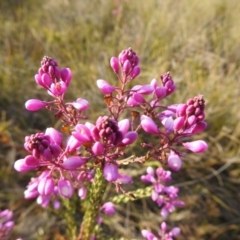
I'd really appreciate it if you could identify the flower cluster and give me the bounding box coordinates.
[14,47,208,239]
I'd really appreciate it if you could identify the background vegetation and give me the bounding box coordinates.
[0,0,240,239]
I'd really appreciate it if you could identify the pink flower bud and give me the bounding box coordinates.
[191,121,207,134]
[58,179,74,198]
[183,140,208,153]
[138,84,154,95]
[168,153,182,171]
[187,115,196,126]
[92,142,104,155]
[141,230,157,239]
[71,98,89,111]
[161,221,167,232]
[140,115,160,134]
[155,86,167,99]
[72,124,92,142]
[45,127,62,145]
[66,135,82,152]
[78,186,87,199]
[41,73,52,88]
[25,99,48,111]
[53,200,61,210]
[121,131,138,145]
[133,93,145,103]
[122,59,131,74]
[103,163,119,182]
[176,104,187,117]
[62,156,87,170]
[61,68,72,86]
[14,158,37,172]
[38,177,55,196]
[96,79,115,94]
[118,119,130,135]
[150,78,158,88]
[173,116,185,131]
[117,174,133,184]
[170,227,181,237]
[126,96,140,107]
[100,202,115,215]
[24,155,39,167]
[130,66,140,79]
[110,57,119,73]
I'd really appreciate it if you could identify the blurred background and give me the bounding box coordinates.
[0,0,240,239]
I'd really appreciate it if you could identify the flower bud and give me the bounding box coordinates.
[100,202,115,215]
[110,57,119,73]
[78,186,87,200]
[62,156,87,170]
[61,68,72,86]
[96,79,115,94]
[168,153,182,171]
[121,131,138,145]
[58,179,74,198]
[130,66,140,79]
[183,140,208,153]
[92,142,104,155]
[38,177,55,196]
[71,98,89,111]
[140,115,159,134]
[103,163,119,182]
[25,99,48,111]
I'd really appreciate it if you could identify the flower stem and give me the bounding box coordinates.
[78,168,107,240]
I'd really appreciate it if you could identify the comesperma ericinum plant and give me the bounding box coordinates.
[13,48,208,240]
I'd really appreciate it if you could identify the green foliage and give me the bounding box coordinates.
[1,0,240,239]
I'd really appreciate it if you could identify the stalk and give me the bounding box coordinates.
[78,168,107,240]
